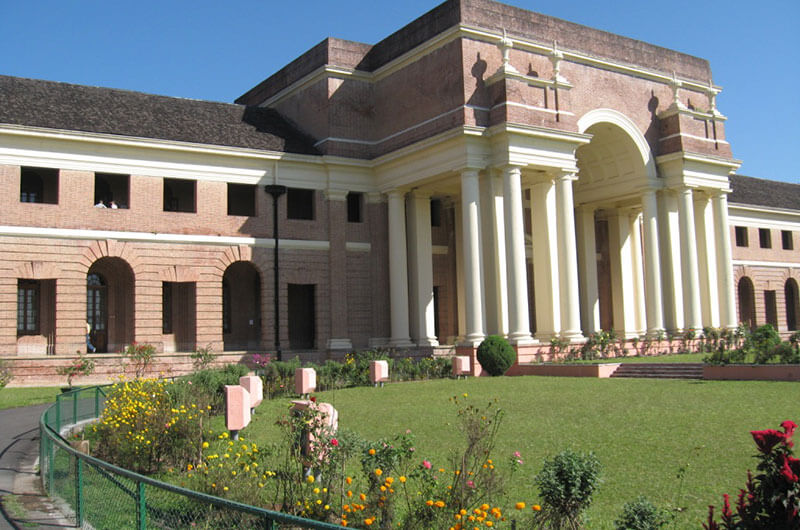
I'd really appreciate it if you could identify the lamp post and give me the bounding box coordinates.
[265,184,287,361]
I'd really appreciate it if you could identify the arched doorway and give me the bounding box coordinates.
[738,276,756,329]
[786,278,799,331]
[222,262,262,351]
[87,257,135,352]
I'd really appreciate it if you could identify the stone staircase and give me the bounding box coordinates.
[609,363,704,379]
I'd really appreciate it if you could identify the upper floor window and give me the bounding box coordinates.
[347,192,363,223]
[164,178,196,213]
[227,183,256,216]
[287,188,314,220]
[735,226,748,247]
[430,199,443,227]
[94,172,130,209]
[20,167,58,204]
[759,228,772,249]
[782,230,794,250]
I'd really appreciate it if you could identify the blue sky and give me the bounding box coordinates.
[2,1,797,183]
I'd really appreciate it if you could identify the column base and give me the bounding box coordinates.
[559,330,585,342]
[459,334,485,348]
[416,337,440,347]
[508,333,538,346]
[368,337,390,348]
[534,331,559,342]
[327,338,353,350]
[645,328,666,340]
[388,338,415,348]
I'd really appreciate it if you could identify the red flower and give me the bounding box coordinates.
[782,420,797,448]
[422,460,432,470]
[781,455,800,483]
[751,429,787,454]
[310,396,317,403]
[331,438,339,447]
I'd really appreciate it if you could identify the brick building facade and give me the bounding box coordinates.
[1,0,797,375]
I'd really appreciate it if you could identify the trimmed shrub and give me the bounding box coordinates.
[476,335,516,376]
[614,496,669,530]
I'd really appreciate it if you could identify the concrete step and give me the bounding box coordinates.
[610,363,704,379]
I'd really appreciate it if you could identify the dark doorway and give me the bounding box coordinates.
[765,290,778,328]
[222,262,262,351]
[738,277,756,329]
[87,258,135,353]
[595,219,614,331]
[87,273,108,353]
[288,284,315,350]
[786,279,799,331]
[162,282,197,352]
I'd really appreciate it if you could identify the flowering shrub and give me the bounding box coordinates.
[122,342,156,378]
[704,419,800,528]
[190,344,218,370]
[57,353,95,388]
[89,377,207,473]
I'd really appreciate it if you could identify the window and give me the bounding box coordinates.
[782,230,794,250]
[759,228,772,249]
[734,226,748,247]
[20,167,58,204]
[17,280,39,335]
[95,172,130,209]
[765,290,778,327]
[430,199,442,227]
[162,282,173,334]
[227,183,256,216]
[287,188,314,220]
[347,192,363,223]
[163,178,196,212]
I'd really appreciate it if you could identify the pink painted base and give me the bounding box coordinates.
[703,364,800,381]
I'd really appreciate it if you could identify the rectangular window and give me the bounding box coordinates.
[782,230,794,250]
[765,290,778,327]
[20,167,59,204]
[430,198,442,227]
[94,172,130,209]
[759,228,772,249]
[287,188,314,220]
[163,178,196,212]
[347,192,363,223]
[162,282,173,334]
[17,280,39,335]
[735,226,748,247]
[227,183,256,216]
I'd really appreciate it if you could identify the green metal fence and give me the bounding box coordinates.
[40,386,346,529]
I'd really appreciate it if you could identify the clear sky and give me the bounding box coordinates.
[2,0,797,183]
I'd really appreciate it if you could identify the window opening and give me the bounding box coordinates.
[163,178,196,212]
[734,226,748,247]
[347,192,363,223]
[227,183,256,216]
[162,282,173,334]
[20,167,58,204]
[287,188,314,220]
[782,230,794,251]
[17,280,39,335]
[94,172,130,209]
[759,228,772,249]
[430,199,442,227]
[765,290,778,327]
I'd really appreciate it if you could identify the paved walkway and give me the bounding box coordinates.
[0,404,75,529]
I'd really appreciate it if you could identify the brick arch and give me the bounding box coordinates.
[780,268,800,285]
[78,239,144,275]
[213,245,269,279]
[158,265,201,283]
[734,265,752,284]
[13,261,62,279]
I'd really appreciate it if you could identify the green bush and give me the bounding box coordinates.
[0,358,11,389]
[178,364,250,413]
[534,449,602,529]
[614,496,669,530]
[748,324,782,363]
[774,341,800,364]
[476,335,516,376]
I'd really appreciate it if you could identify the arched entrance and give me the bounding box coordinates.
[738,276,756,329]
[222,261,262,351]
[87,257,135,352]
[786,278,799,331]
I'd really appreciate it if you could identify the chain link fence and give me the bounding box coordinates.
[40,386,346,529]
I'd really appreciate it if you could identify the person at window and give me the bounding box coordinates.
[86,322,96,353]
[94,200,106,208]
[110,200,118,209]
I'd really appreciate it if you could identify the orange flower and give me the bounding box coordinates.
[532,504,542,511]
[515,502,525,510]
[368,448,376,455]
[426,500,434,506]
[375,468,383,476]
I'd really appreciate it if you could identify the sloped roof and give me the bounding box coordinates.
[0,75,319,155]
[729,174,800,212]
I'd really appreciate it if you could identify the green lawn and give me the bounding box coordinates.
[234,376,799,528]
[0,387,62,410]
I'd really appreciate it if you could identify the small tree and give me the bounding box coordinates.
[533,449,602,529]
[123,342,156,379]
[190,344,218,370]
[57,353,95,389]
[614,496,670,529]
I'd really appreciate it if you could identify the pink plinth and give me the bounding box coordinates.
[225,385,251,431]
[452,355,471,376]
[239,375,263,409]
[295,368,317,395]
[369,360,389,384]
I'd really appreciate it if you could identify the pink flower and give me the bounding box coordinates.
[514,451,521,458]
[422,460,432,470]
[330,438,339,447]
[466,480,475,488]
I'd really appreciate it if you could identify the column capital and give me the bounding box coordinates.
[408,189,432,200]
[366,191,386,204]
[554,169,578,182]
[323,189,348,201]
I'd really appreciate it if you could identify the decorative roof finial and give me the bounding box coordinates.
[550,40,566,83]
[497,29,518,74]
[669,71,687,111]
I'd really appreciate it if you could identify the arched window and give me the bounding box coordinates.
[786,278,799,331]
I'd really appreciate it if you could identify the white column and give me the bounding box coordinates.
[555,173,582,340]
[631,212,647,335]
[608,210,638,338]
[576,205,600,335]
[641,190,665,336]
[694,193,720,328]
[502,166,534,344]
[712,192,737,329]
[677,187,702,332]
[460,170,486,345]
[658,190,684,332]
[454,201,466,341]
[407,191,438,346]
[530,178,560,339]
[480,173,508,336]
[387,190,413,347]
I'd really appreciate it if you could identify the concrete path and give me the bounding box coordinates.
[0,404,76,529]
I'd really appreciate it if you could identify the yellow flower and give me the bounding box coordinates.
[374,468,383,476]
[515,502,525,510]
[306,475,315,484]
[462,393,468,397]
[313,487,320,494]
[399,476,406,483]
[202,442,209,449]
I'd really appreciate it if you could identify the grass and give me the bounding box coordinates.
[0,387,62,410]
[234,376,800,528]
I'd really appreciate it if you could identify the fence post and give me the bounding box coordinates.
[55,393,61,432]
[47,435,55,496]
[75,456,84,526]
[72,389,78,425]
[137,481,146,530]
[95,386,100,418]
[263,514,274,529]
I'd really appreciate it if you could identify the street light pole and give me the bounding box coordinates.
[264,185,288,361]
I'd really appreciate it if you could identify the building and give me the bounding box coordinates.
[1,0,798,378]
